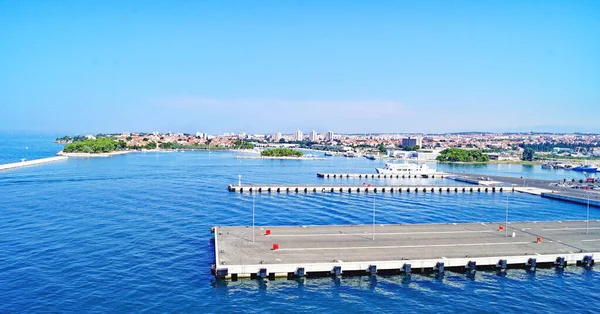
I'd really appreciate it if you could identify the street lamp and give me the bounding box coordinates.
[252,195,256,242]
[505,193,509,237]
[372,194,376,241]
[586,191,590,234]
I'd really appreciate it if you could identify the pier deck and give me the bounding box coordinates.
[228,184,512,193]
[0,156,68,171]
[317,172,447,179]
[213,221,599,279]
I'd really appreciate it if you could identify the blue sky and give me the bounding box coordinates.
[1,1,599,134]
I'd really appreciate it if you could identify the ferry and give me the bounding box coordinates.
[375,162,436,176]
[572,164,598,172]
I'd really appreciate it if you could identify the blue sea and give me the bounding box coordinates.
[1,133,599,313]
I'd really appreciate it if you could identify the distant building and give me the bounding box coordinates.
[402,137,422,147]
[270,132,282,142]
[325,131,334,141]
[295,130,304,141]
[552,147,572,154]
[309,130,318,142]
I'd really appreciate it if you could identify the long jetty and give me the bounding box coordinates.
[212,221,598,280]
[228,184,512,194]
[317,172,447,179]
[0,156,68,171]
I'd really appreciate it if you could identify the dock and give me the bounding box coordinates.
[212,221,598,280]
[228,184,513,194]
[0,156,68,171]
[542,192,600,208]
[317,172,447,179]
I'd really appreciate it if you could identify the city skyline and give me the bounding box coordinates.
[1,1,599,134]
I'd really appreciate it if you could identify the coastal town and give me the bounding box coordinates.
[56,130,600,162]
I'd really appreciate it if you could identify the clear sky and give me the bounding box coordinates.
[1,0,599,135]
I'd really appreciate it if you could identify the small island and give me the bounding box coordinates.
[436,148,490,162]
[62,138,127,154]
[261,148,303,157]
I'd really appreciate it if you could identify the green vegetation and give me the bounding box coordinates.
[401,145,421,151]
[55,135,87,143]
[63,138,123,153]
[233,140,255,149]
[378,144,387,153]
[261,148,303,157]
[522,147,535,161]
[436,148,490,162]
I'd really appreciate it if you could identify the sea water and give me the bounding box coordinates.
[1,135,599,312]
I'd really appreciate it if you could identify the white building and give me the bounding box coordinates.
[325,131,334,141]
[309,130,318,142]
[295,130,304,141]
[271,132,282,142]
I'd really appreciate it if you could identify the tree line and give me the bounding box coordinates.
[261,148,303,157]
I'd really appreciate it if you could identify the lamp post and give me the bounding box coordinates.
[586,191,590,234]
[252,195,255,243]
[505,193,509,237]
[372,194,376,241]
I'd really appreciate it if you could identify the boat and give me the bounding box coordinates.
[324,152,334,156]
[304,154,317,158]
[541,163,553,169]
[344,152,357,158]
[366,155,381,160]
[572,164,598,172]
[375,162,436,176]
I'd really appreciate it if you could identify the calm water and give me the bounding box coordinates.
[1,134,599,313]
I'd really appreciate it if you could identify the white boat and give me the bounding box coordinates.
[375,162,436,176]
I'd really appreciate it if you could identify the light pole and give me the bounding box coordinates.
[372,194,376,241]
[505,193,509,237]
[586,191,590,234]
[252,195,255,243]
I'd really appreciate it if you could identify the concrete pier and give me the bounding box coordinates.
[317,172,446,179]
[0,156,68,171]
[228,184,513,194]
[212,221,599,279]
[542,192,600,208]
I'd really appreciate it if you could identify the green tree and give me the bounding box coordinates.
[522,147,535,161]
[436,148,490,162]
[261,148,303,157]
[378,144,387,153]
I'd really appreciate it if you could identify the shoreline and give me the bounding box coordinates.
[58,150,135,158]
[236,156,327,160]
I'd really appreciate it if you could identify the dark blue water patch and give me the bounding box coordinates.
[1,150,600,312]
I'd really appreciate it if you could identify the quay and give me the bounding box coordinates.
[542,192,600,208]
[228,184,513,193]
[317,172,447,179]
[212,221,598,280]
[0,156,68,171]
[450,172,600,208]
